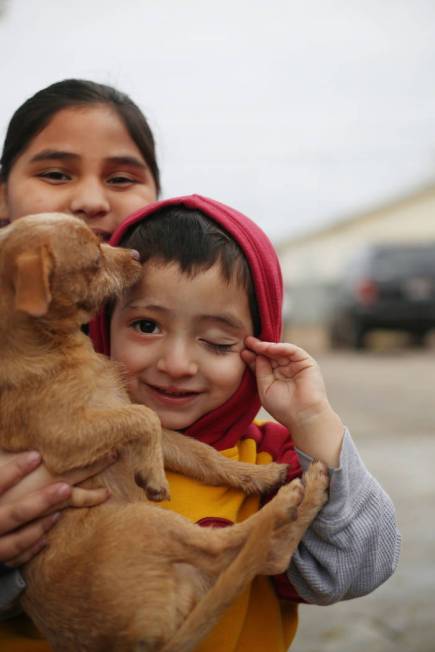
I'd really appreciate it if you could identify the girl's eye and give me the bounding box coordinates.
[203,341,235,355]
[131,319,159,335]
[38,170,71,183]
[107,175,137,186]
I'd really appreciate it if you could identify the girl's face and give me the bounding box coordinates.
[110,261,253,430]
[0,105,157,240]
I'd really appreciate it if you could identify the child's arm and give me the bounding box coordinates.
[242,336,400,603]
[241,337,344,467]
[287,430,400,603]
[0,450,115,618]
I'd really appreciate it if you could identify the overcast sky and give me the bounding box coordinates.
[1,0,435,242]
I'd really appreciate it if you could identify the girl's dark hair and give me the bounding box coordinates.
[0,78,160,192]
[120,206,261,335]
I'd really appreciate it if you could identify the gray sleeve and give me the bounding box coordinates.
[287,429,401,605]
[0,568,25,620]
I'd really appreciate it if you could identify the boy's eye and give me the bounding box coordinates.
[131,319,159,334]
[203,341,235,355]
[37,170,71,183]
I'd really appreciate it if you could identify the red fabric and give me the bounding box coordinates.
[272,573,307,602]
[243,422,302,483]
[196,517,234,528]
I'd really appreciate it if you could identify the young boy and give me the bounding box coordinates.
[90,194,400,652]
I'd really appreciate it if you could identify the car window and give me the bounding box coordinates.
[371,247,435,277]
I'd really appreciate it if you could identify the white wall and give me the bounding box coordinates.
[279,187,435,286]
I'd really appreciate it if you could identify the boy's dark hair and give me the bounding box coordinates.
[0,78,160,193]
[120,206,261,335]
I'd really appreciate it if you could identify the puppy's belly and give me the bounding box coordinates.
[21,502,184,647]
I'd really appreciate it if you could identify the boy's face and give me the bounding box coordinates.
[110,260,253,430]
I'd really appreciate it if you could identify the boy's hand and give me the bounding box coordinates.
[241,336,328,428]
[241,336,344,467]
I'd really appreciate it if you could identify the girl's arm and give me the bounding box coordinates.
[0,450,115,616]
[0,450,115,566]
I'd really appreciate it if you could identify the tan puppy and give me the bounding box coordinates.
[0,214,329,652]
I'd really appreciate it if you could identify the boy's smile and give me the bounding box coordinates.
[110,260,253,430]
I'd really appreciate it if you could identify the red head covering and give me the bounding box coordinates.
[90,195,283,450]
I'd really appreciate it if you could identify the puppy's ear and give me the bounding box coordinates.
[14,245,53,317]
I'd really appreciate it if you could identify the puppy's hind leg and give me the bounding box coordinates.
[159,478,311,652]
[160,507,277,652]
[163,475,306,576]
[261,461,329,575]
[296,460,329,529]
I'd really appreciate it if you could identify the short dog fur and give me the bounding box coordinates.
[0,214,329,652]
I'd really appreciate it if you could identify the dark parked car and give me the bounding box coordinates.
[328,242,435,349]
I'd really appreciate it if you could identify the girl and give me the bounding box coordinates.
[0,78,160,599]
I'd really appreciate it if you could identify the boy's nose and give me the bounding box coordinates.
[156,341,198,378]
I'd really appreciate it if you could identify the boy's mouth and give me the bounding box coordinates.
[147,384,201,401]
[92,228,111,242]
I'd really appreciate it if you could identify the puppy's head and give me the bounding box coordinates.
[0,213,142,325]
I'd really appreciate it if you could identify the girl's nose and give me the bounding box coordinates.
[156,340,198,378]
[70,179,110,220]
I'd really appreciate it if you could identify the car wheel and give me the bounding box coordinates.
[348,320,367,350]
[409,331,428,348]
[329,322,346,349]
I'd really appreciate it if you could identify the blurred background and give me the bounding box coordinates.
[1,1,434,650]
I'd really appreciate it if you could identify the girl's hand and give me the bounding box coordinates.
[0,450,116,567]
[241,336,344,467]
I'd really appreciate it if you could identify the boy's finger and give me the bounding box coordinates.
[0,483,71,536]
[0,452,42,496]
[240,349,256,372]
[0,512,60,564]
[244,335,264,351]
[244,337,287,356]
[245,337,312,364]
[254,354,275,383]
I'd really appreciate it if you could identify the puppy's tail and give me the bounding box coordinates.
[159,509,275,652]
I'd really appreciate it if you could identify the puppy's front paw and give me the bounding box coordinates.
[268,479,305,527]
[135,469,170,502]
[240,462,289,495]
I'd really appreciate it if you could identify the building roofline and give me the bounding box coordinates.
[276,180,435,252]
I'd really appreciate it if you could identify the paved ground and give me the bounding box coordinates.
[286,338,435,652]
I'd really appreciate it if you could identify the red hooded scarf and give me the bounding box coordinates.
[90,195,299,474]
